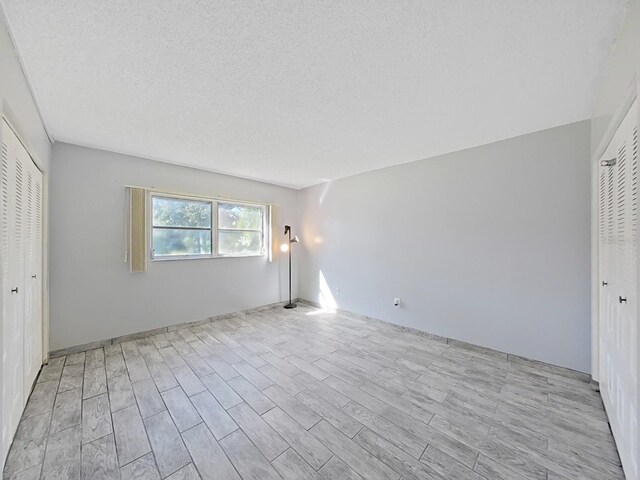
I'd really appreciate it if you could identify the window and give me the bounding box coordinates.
[218,202,265,256]
[150,193,266,260]
[152,196,212,257]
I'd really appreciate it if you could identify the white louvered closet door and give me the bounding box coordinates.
[22,140,43,397]
[1,119,43,469]
[1,120,25,460]
[599,99,639,480]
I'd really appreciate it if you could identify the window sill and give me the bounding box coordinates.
[150,253,266,262]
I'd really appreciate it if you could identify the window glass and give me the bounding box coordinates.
[153,228,212,256]
[218,203,262,230]
[219,230,262,255]
[152,196,211,228]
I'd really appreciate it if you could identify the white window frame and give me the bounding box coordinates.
[148,191,267,261]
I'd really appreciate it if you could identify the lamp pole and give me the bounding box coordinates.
[284,225,297,309]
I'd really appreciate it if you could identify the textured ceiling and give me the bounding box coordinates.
[1,1,628,188]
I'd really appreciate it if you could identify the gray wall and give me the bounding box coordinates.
[49,143,299,351]
[0,15,50,168]
[299,120,591,372]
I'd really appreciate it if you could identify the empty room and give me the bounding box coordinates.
[1,0,639,479]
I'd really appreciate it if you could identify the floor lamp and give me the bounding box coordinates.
[283,225,299,309]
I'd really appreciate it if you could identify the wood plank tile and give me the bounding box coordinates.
[161,386,202,432]
[143,411,191,477]
[50,387,82,434]
[226,402,289,461]
[37,358,65,383]
[314,359,365,386]
[381,406,478,468]
[353,427,440,480]
[121,342,151,383]
[166,464,201,480]
[119,452,159,480]
[258,364,305,396]
[65,352,86,366]
[231,346,267,368]
[360,380,439,420]
[81,393,113,444]
[160,346,187,369]
[181,423,240,480]
[85,349,105,371]
[105,353,127,379]
[309,420,400,480]
[138,344,164,367]
[342,402,426,459]
[201,373,242,409]
[104,344,123,358]
[189,390,237,439]
[108,374,136,413]
[323,376,387,414]
[24,381,58,418]
[420,445,486,480]
[262,385,321,430]
[188,338,214,358]
[148,362,179,392]
[285,355,329,380]
[203,355,239,381]
[83,368,107,400]
[182,354,214,378]
[295,373,351,408]
[112,405,151,467]
[58,364,84,393]
[429,411,491,448]
[233,362,273,390]
[474,454,530,480]
[296,390,362,437]
[167,334,195,357]
[262,407,332,469]
[477,432,547,480]
[150,334,172,350]
[132,379,166,418]
[5,464,42,480]
[318,456,364,480]
[81,433,119,480]
[218,430,282,480]
[272,449,323,480]
[120,453,160,480]
[172,365,206,396]
[3,413,51,476]
[41,425,81,480]
[226,376,275,415]
[261,352,303,377]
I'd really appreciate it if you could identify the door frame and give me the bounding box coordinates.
[591,77,639,381]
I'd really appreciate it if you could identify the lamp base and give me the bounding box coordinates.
[284,303,297,309]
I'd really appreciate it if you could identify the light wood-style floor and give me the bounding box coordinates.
[3,304,625,479]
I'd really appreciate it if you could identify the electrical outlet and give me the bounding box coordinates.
[393,297,400,307]
[335,287,341,296]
